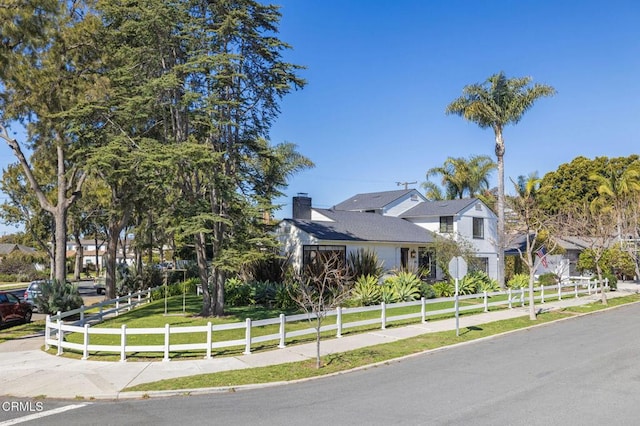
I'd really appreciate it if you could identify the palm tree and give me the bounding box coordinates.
[467,155,497,197]
[424,155,496,200]
[446,72,555,286]
[589,161,640,279]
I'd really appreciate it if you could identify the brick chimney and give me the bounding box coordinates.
[292,193,311,220]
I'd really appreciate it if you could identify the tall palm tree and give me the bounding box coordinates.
[446,72,555,286]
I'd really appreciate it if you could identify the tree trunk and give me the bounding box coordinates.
[494,130,506,288]
[315,316,322,369]
[195,232,213,317]
[105,225,120,299]
[73,231,83,281]
[527,250,537,320]
[54,205,67,284]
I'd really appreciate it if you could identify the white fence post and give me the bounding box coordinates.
[336,307,343,338]
[56,315,63,356]
[115,300,120,316]
[244,318,252,355]
[540,285,545,304]
[508,289,512,309]
[483,292,488,312]
[205,321,212,359]
[82,324,90,360]
[163,324,170,362]
[421,297,427,323]
[575,283,578,298]
[127,292,132,311]
[279,314,286,348]
[120,324,127,362]
[521,288,525,307]
[45,315,51,351]
[381,302,387,330]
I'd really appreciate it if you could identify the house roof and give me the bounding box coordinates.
[333,189,417,211]
[0,243,36,256]
[400,198,479,218]
[284,209,434,244]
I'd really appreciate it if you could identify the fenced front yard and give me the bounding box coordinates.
[45,277,607,362]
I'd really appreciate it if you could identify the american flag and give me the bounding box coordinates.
[536,246,548,268]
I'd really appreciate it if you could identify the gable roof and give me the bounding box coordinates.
[333,189,419,211]
[284,209,434,244]
[400,198,479,218]
[0,243,36,256]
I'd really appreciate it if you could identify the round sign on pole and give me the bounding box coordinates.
[448,256,468,280]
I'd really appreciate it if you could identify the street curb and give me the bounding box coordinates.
[107,297,640,401]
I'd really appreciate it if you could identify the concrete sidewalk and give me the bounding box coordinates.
[2,282,638,400]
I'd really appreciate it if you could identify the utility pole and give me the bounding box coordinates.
[396,181,417,190]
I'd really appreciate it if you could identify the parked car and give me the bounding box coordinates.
[94,276,106,295]
[0,291,32,327]
[24,280,45,312]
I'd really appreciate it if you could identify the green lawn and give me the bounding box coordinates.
[124,294,640,392]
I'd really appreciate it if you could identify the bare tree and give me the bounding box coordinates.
[290,253,354,369]
[505,175,560,319]
[560,202,617,305]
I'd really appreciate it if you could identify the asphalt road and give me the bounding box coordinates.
[4,302,640,425]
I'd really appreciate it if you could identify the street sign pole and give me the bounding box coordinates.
[448,256,467,337]
[454,277,459,336]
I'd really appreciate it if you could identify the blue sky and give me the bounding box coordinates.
[269,0,640,216]
[0,1,639,233]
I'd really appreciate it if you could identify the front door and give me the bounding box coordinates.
[400,247,409,270]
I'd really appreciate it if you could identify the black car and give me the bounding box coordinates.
[0,291,32,327]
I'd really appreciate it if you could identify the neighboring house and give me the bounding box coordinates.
[0,243,37,257]
[66,239,135,268]
[277,190,500,280]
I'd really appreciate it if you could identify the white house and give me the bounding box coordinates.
[277,190,500,280]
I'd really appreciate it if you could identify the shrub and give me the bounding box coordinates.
[507,273,529,289]
[350,274,382,306]
[595,272,618,291]
[419,282,436,299]
[348,249,384,280]
[250,281,277,306]
[225,277,251,307]
[243,256,291,284]
[538,273,559,286]
[274,283,297,310]
[36,279,83,314]
[432,281,454,298]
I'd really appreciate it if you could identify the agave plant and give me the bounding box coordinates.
[350,274,382,306]
[459,271,499,294]
[507,273,529,289]
[432,281,455,298]
[387,271,422,302]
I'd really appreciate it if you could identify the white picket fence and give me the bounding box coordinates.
[45,277,607,362]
